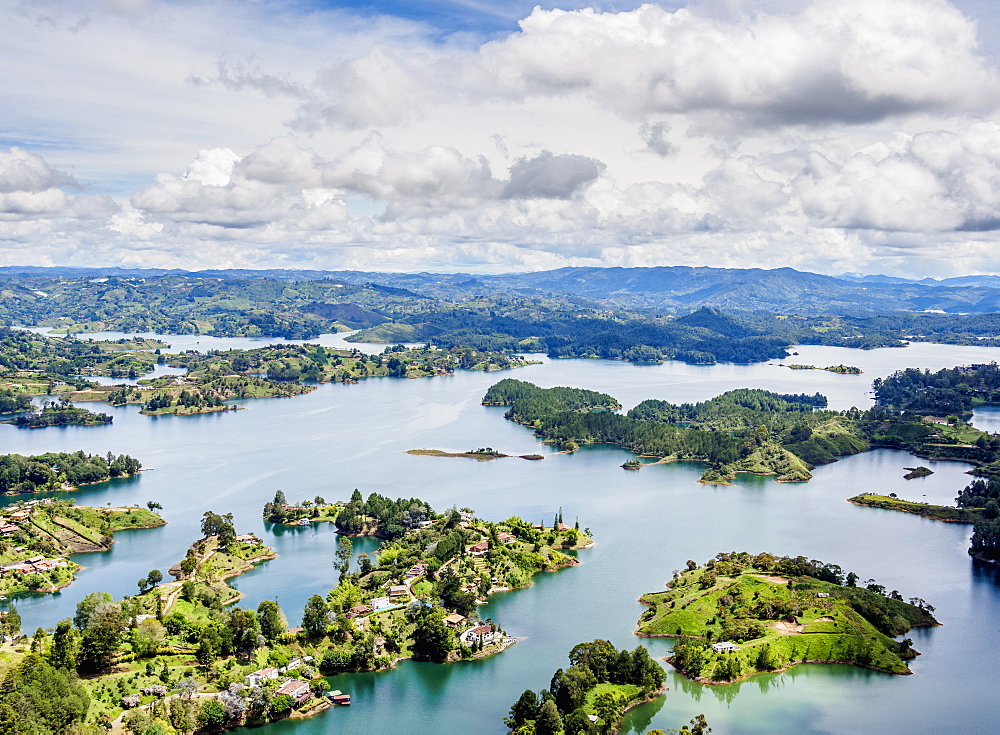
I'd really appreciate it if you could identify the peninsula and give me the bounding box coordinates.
[0,450,142,495]
[0,498,164,596]
[636,552,937,684]
[0,497,591,732]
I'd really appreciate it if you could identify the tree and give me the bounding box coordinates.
[199,698,227,729]
[335,536,353,582]
[0,605,20,639]
[147,569,163,586]
[409,606,455,663]
[49,618,77,670]
[256,600,286,642]
[593,691,628,734]
[270,693,295,715]
[536,699,563,735]
[228,607,262,655]
[200,511,235,544]
[679,714,712,734]
[77,602,127,673]
[73,591,113,630]
[302,595,330,638]
[147,501,162,511]
[507,689,539,729]
[0,654,89,732]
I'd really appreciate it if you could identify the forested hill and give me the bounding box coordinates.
[482,378,1000,484]
[874,364,1000,417]
[7,269,1000,363]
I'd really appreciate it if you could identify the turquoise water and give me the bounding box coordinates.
[3,339,1000,733]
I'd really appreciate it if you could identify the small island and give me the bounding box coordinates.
[0,450,142,495]
[2,399,112,428]
[782,364,862,374]
[503,639,665,734]
[903,465,934,479]
[636,552,937,684]
[848,493,982,523]
[407,448,545,462]
[0,498,165,596]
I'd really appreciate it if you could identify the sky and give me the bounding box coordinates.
[3,0,1000,277]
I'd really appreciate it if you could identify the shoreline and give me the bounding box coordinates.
[662,655,911,686]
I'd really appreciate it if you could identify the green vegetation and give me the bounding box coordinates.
[0,450,141,494]
[903,466,933,479]
[784,364,862,374]
[847,494,983,523]
[874,363,1000,417]
[503,639,665,734]
[0,498,590,732]
[2,398,112,427]
[484,380,867,483]
[483,372,1000,484]
[637,552,937,683]
[0,387,32,414]
[0,498,164,596]
[406,448,546,462]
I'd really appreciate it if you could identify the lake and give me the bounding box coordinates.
[3,339,1000,733]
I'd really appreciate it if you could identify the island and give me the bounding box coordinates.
[407,448,545,462]
[0,450,142,495]
[2,399,112,427]
[0,498,165,596]
[503,639,666,734]
[903,465,933,479]
[847,478,1000,566]
[481,367,1000,485]
[782,364,862,374]
[0,496,592,732]
[636,552,938,684]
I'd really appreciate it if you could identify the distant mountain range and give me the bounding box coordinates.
[5,264,1000,315]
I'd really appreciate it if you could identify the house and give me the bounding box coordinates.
[233,534,259,545]
[711,642,740,653]
[0,522,18,537]
[370,596,392,610]
[497,532,516,545]
[245,667,279,687]
[816,592,830,598]
[285,657,302,670]
[469,541,489,556]
[555,523,569,532]
[460,624,502,646]
[347,604,373,619]
[443,613,466,629]
[388,585,409,598]
[404,563,428,579]
[459,511,474,522]
[275,679,311,704]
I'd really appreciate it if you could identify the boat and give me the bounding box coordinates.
[325,690,351,705]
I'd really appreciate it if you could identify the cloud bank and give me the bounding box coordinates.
[1,0,1000,277]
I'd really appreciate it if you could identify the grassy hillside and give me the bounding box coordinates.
[637,552,937,683]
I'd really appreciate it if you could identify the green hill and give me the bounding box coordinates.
[637,552,938,683]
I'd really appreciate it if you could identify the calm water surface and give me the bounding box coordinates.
[3,339,1000,734]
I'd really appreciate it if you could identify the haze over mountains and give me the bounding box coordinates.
[4,265,1000,316]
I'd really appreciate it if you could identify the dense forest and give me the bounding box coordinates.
[504,639,665,734]
[483,380,867,482]
[3,399,112,428]
[8,270,1000,365]
[874,363,1000,416]
[0,451,141,494]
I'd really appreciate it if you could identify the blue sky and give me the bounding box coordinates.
[2,0,1000,277]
